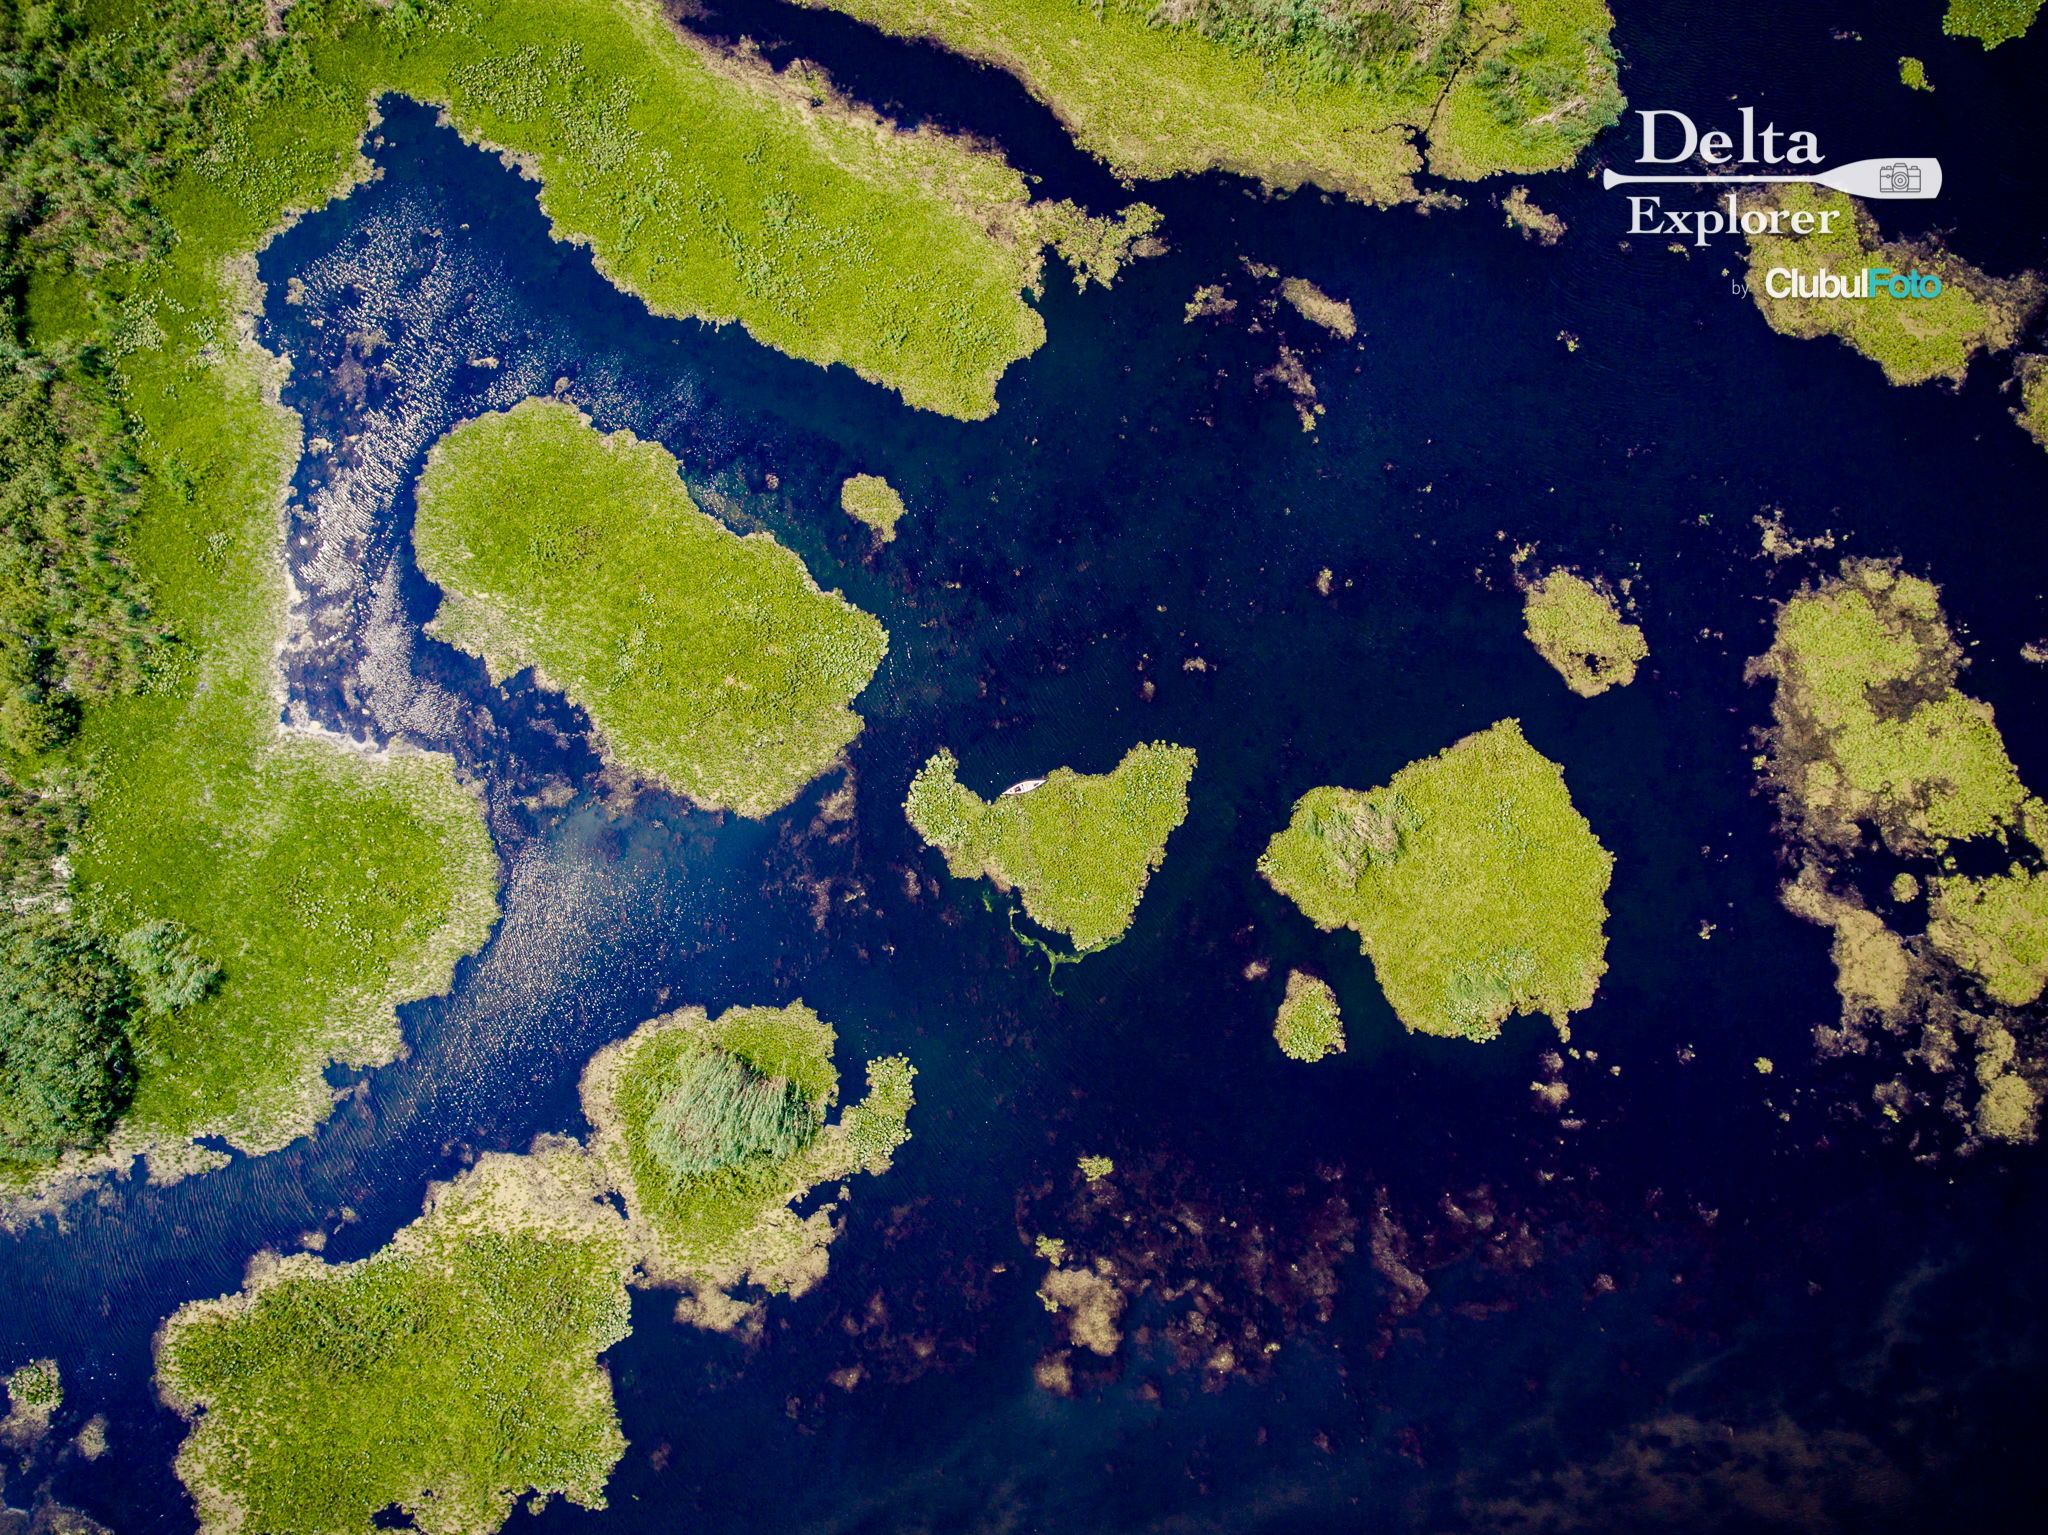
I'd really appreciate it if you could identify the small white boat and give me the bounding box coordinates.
[999,777,1047,798]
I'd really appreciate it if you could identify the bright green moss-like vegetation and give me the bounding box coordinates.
[904,742,1196,954]
[5,1358,59,1416]
[1899,56,1933,90]
[1258,720,1611,1041]
[1743,185,2045,386]
[798,0,1620,202]
[1522,569,1646,696]
[1273,969,1344,1061]
[156,1155,633,1535]
[1944,0,2043,47]
[840,473,907,541]
[1754,561,2048,1009]
[415,400,886,816]
[582,1005,915,1289]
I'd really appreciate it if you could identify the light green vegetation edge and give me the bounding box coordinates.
[1742,185,2045,387]
[581,1004,915,1291]
[156,1004,916,1532]
[1751,560,2048,1141]
[904,742,1197,954]
[840,472,908,541]
[1522,569,1647,696]
[156,1154,634,1535]
[2015,355,2048,449]
[1274,969,1344,1062]
[1258,719,1611,1042]
[415,400,887,817]
[1943,0,2044,48]
[795,0,1622,204]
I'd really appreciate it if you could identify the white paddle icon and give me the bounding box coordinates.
[1602,158,1943,198]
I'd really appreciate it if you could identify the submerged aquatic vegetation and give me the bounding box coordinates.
[905,742,1196,954]
[1741,185,2045,387]
[1260,720,1612,1041]
[1274,969,1345,1061]
[415,399,888,817]
[156,1155,632,1535]
[1522,569,1647,697]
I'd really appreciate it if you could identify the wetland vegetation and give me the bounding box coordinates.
[1521,569,1646,696]
[904,742,1196,954]
[1259,720,1611,1041]
[1742,185,2044,387]
[797,0,1623,202]
[1273,969,1345,1061]
[415,400,888,817]
[840,472,907,540]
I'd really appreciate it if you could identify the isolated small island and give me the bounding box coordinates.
[1522,570,1648,696]
[156,1003,915,1533]
[905,742,1196,954]
[1259,721,1612,1041]
[415,399,888,817]
[840,473,908,541]
[1273,970,1345,1062]
[581,1003,915,1293]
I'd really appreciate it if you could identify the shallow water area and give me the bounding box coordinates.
[7,4,2048,1528]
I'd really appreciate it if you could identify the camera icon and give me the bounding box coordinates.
[1878,163,1923,194]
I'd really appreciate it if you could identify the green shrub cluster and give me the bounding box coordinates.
[1273,968,1343,1061]
[0,911,219,1168]
[1123,0,1455,93]
[1943,0,2042,47]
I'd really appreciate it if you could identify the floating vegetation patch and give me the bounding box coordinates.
[840,473,908,541]
[905,742,1196,954]
[1751,559,2048,1146]
[1273,969,1345,1062]
[1260,720,1612,1041]
[416,399,888,817]
[1521,569,1647,697]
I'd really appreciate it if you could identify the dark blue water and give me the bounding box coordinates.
[10,2,2048,1528]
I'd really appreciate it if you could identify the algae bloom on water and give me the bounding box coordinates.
[904,742,1197,954]
[1522,570,1647,697]
[414,399,888,817]
[1259,721,1612,1042]
[1273,970,1345,1062]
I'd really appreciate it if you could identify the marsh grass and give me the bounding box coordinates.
[416,399,888,817]
[1260,720,1611,1041]
[1743,185,2046,387]
[1943,0,2043,47]
[904,742,1195,954]
[1273,969,1344,1061]
[1522,570,1646,697]
[156,1155,632,1535]
[800,0,1620,200]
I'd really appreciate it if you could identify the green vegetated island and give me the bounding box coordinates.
[840,472,908,541]
[905,743,1196,954]
[1260,720,1612,1041]
[1521,569,1647,696]
[1752,559,2048,1142]
[1,0,1161,1200]
[1274,969,1346,1062]
[156,1002,914,1535]
[797,0,1625,203]
[1944,0,2044,48]
[1742,185,2045,390]
[416,400,887,816]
